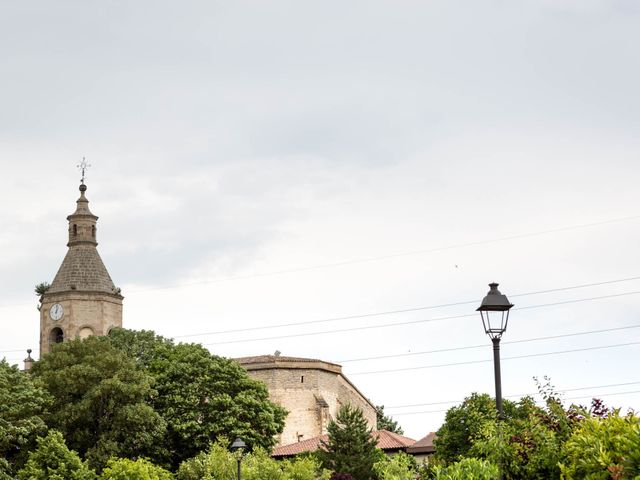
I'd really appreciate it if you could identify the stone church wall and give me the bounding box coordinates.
[238,356,377,447]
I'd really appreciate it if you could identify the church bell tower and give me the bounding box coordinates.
[39,169,123,356]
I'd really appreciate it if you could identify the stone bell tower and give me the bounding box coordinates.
[39,170,123,356]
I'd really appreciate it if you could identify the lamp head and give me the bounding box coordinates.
[230,437,247,452]
[477,283,513,339]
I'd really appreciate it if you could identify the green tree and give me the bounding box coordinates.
[560,411,640,479]
[34,282,50,311]
[434,393,531,465]
[0,359,52,477]
[242,447,286,480]
[100,458,173,480]
[373,452,416,480]
[282,456,330,480]
[30,337,167,470]
[177,441,328,480]
[318,404,384,480]
[471,396,564,479]
[375,405,403,435]
[108,328,287,468]
[432,458,498,480]
[434,393,498,464]
[176,441,235,480]
[17,430,96,480]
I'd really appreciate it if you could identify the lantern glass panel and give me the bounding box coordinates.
[480,309,510,339]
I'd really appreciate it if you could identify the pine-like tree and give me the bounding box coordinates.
[318,405,383,480]
[375,405,403,435]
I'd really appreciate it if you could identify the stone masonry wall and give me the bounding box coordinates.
[244,363,376,446]
[39,291,122,355]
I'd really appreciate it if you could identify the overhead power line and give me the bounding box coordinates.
[337,324,640,363]
[128,214,640,292]
[199,290,640,346]
[391,389,640,416]
[348,341,640,376]
[386,381,640,409]
[174,275,640,339]
[2,214,637,312]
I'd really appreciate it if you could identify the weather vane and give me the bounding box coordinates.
[77,157,91,185]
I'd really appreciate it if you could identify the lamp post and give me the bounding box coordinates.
[477,282,513,419]
[230,437,246,480]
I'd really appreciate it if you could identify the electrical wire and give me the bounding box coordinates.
[386,381,640,409]
[391,389,640,416]
[124,214,640,292]
[348,341,640,376]
[337,324,640,363]
[3,215,638,312]
[199,290,640,346]
[173,275,640,339]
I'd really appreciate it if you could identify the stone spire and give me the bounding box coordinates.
[48,183,118,295]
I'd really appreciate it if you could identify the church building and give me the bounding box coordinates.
[38,178,123,356]
[237,353,378,446]
[33,172,382,451]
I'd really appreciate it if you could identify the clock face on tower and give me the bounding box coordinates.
[49,303,64,321]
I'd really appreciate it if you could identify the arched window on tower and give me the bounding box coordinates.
[49,327,64,346]
[73,224,78,236]
[91,225,95,238]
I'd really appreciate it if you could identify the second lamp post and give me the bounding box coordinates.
[477,282,513,419]
[230,437,246,480]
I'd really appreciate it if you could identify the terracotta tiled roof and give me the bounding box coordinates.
[272,434,328,457]
[272,430,416,458]
[373,430,416,450]
[406,432,437,454]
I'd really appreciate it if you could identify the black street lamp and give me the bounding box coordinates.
[230,437,246,480]
[477,283,513,419]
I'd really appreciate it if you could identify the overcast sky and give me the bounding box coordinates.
[1,0,639,440]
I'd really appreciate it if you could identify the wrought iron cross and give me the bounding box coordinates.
[77,157,91,184]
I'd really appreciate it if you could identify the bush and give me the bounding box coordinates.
[100,458,173,479]
[17,430,96,480]
[560,411,640,479]
[433,458,498,480]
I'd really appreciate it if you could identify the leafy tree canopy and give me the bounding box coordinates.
[560,410,640,480]
[432,457,499,480]
[30,337,167,470]
[373,452,416,480]
[17,430,96,480]
[100,458,174,480]
[434,392,525,464]
[0,359,51,476]
[318,404,384,480]
[176,440,328,480]
[107,328,287,468]
[375,405,403,435]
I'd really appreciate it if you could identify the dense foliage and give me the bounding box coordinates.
[107,328,287,467]
[559,411,640,479]
[429,379,640,480]
[373,452,416,480]
[30,336,167,470]
[6,331,639,480]
[17,430,95,480]
[318,404,384,480]
[100,458,174,480]
[0,360,51,478]
[176,440,328,480]
[431,458,499,480]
